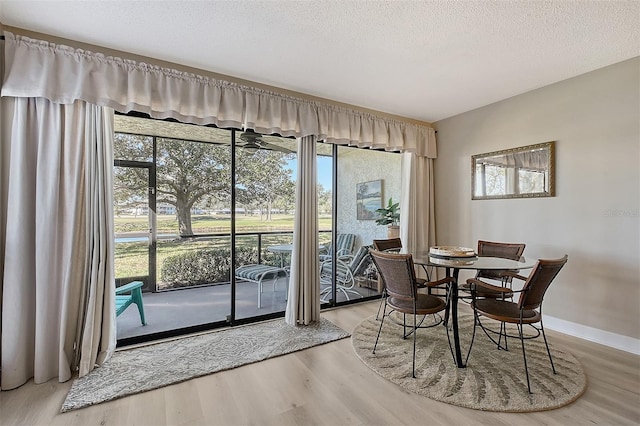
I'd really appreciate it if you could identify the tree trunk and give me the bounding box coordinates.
[176,195,193,237]
[266,200,273,222]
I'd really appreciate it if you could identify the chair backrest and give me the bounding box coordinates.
[370,250,418,302]
[518,255,568,310]
[373,238,402,252]
[328,233,356,257]
[477,240,526,280]
[350,245,373,276]
[478,240,526,260]
[320,244,371,284]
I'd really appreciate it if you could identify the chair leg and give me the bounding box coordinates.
[376,288,387,320]
[497,321,508,351]
[373,299,388,354]
[412,310,417,378]
[337,286,361,301]
[464,307,479,365]
[403,313,407,339]
[540,319,557,374]
[517,321,532,394]
[443,282,452,327]
[319,286,331,300]
[132,287,146,326]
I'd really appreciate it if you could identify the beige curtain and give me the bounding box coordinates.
[77,104,117,376]
[0,43,7,372]
[285,136,320,325]
[0,98,116,390]
[400,151,436,269]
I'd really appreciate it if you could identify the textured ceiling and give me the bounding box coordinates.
[1,1,638,122]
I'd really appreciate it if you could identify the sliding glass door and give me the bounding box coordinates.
[331,146,401,304]
[112,113,401,345]
[113,117,235,344]
[113,115,301,344]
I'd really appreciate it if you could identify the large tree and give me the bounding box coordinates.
[156,138,232,236]
[235,149,296,222]
[114,134,231,236]
[114,133,296,236]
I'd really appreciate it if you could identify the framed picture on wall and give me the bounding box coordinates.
[356,180,382,220]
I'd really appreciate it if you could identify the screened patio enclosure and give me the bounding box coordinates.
[113,114,400,345]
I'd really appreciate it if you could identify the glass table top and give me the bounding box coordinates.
[413,252,537,270]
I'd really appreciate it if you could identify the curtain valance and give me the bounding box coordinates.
[1,31,436,158]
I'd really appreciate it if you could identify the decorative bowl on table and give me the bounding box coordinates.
[429,246,477,259]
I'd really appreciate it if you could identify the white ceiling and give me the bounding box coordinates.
[1,1,638,123]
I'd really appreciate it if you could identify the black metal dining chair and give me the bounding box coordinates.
[461,240,526,300]
[373,238,403,253]
[467,255,568,393]
[370,250,452,378]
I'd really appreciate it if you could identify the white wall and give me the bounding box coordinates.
[434,58,640,344]
[336,148,402,248]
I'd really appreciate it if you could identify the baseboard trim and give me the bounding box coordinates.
[545,315,640,355]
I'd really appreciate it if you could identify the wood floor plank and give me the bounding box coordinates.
[1,300,639,425]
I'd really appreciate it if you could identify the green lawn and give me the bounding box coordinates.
[115,214,333,288]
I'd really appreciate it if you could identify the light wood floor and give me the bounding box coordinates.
[1,301,639,425]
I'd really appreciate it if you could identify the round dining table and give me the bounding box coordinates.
[412,252,538,368]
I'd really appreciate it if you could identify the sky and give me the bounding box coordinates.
[286,156,333,190]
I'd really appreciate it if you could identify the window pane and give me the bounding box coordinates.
[327,146,398,303]
[114,166,149,281]
[114,132,153,162]
[235,132,297,319]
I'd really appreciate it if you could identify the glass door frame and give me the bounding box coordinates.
[114,125,294,345]
[322,144,391,308]
[113,159,157,292]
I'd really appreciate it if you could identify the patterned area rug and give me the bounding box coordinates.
[352,312,587,412]
[62,317,349,412]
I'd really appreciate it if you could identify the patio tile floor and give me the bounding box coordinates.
[116,279,378,341]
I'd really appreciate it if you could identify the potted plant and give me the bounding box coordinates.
[375,197,400,238]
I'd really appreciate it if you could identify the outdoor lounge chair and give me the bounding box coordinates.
[319,233,356,262]
[319,245,372,302]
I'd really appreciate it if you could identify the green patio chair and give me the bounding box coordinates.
[115,281,147,326]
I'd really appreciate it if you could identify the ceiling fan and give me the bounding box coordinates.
[237,129,294,154]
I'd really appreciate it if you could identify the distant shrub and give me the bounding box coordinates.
[160,246,263,289]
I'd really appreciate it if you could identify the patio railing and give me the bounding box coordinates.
[116,229,332,292]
